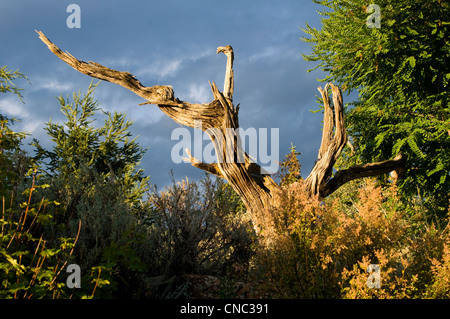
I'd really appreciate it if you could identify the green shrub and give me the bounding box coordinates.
[0,170,78,298]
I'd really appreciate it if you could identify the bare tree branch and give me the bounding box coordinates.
[36,31,408,238]
[36,30,179,106]
[183,148,224,178]
[36,31,231,132]
[304,83,347,197]
[322,153,407,197]
[217,45,234,101]
[304,83,406,199]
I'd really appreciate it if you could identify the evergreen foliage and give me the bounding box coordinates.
[31,81,152,297]
[33,81,149,216]
[0,66,29,102]
[302,0,450,219]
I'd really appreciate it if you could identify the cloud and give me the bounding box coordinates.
[185,83,211,104]
[136,59,183,80]
[22,119,42,134]
[0,97,29,118]
[247,46,287,63]
[99,49,215,85]
[136,49,214,80]
[0,0,326,188]
[31,78,74,93]
[0,96,43,136]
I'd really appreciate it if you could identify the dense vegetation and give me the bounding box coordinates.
[1,75,449,299]
[1,0,449,299]
[303,0,450,220]
[0,75,255,298]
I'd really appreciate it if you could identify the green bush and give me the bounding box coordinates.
[30,82,151,298]
[0,174,76,299]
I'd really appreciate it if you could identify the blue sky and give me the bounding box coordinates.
[0,0,331,188]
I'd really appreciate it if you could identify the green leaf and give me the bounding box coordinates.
[407,138,425,159]
[5,282,28,294]
[406,56,416,68]
[301,0,450,216]
[1,251,25,273]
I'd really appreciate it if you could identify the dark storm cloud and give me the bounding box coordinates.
[0,0,328,188]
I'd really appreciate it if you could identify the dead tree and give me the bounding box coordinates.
[36,31,406,235]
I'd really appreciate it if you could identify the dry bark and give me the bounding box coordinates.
[36,31,407,235]
[303,83,407,199]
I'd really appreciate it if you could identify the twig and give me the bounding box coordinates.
[49,220,82,288]
[91,268,102,298]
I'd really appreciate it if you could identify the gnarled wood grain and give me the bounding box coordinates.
[37,31,407,237]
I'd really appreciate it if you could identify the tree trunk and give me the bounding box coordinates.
[36,31,407,236]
